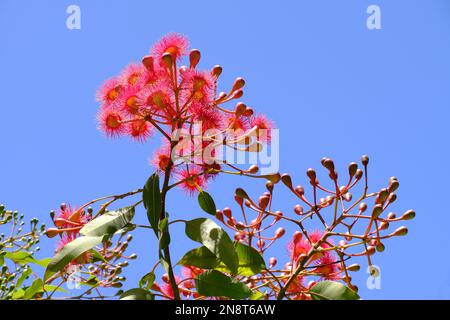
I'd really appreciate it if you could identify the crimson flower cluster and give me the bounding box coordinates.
[96,33,274,194]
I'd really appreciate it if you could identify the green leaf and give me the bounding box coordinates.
[309,281,360,300]
[178,242,265,276]
[44,236,103,281]
[80,206,135,237]
[250,290,267,300]
[23,278,44,300]
[89,249,107,263]
[139,272,155,290]
[4,251,50,267]
[143,173,161,236]
[197,191,217,216]
[178,246,220,269]
[120,288,154,300]
[0,251,4,266]
[195,270,251,299]
[158,217,170,252]
[185,218,238,275]
[15,267,32,288]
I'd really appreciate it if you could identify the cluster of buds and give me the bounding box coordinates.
[0,204,45,299]
[96,33,274,194]
[203,155,414,300]
[45,204,135,291]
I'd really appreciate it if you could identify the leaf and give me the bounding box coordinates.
[158,218,170,252]
[250,290,267,300]
[178,243,265,276]
[178,246,220,269]
[143,173,161,236]
[4,251,50,267]
[80,206,135,237]
[195,270,251,299]
[185,218,238,275]
[309,281,360,300]
[231,243,266,276]
[139,272,155,290]
[15,267,32,288]
[23,278,44,300]
[89,249,107,263]
[119,288,154,300]
[44,236,103,281]
[197,191,217,216]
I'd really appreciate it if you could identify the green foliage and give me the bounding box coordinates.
[178,242,266,276]
[197,191,217,216]
[120,288,154,300]
[80,206,135,237]
[309,281,360,300]
[143,173,162,236]
[185,218,238,275]
[195,270,252,299]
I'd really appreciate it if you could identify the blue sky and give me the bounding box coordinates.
[1,0,450,299]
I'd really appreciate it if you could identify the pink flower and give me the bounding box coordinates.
[151,143,173,172]
[96,77,122,107]
[116,85,143,116]
[97,107,126,137]
[119,63,146,87]
[181,69,215,102]
[160,276,181,299]
[250,114,274,142]
[127,119,153,142]
[137,81,175,118]
[177,166,206,194]
[189,102,223,131]
[151,33,189,66]
[314,252,341,280]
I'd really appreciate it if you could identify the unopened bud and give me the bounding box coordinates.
[354,169,363,180]
[348,162,358,178]
[212,65,222,78]
[247,165,259,174]
[265,181,274,192]
[372,204,383,219]
[275,227,285,238]
[401,210,416,220]
[376,242,385,252]
[281,174,293,188]
[392,226,408,237]
[142,55,154,72]
[295,185,305,196]
[346,264,360,272]
[162,52,173,69]
[366,246,376,256]
[293,231,303,244]
[294,205,303,215]
[223,207,232,219]
[162,274,170,283]
[388,178,399,192]
[231,77,245,92]
[361,155,369,166]
[306,168,317,184]
[269,257,277,268]
[359,202,367,213]
[189,49,201,68]
[321,157,335,171]
[235,188,249,200]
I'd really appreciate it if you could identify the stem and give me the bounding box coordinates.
[159,141,180,300]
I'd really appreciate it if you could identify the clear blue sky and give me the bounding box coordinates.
[1,0,450,299]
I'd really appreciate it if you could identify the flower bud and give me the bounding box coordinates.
[361,155,369,166]
[162,52,173,69]
[247,165,259,174]
[142,55,154,72]
[242,107,254,117]
[346,263,360,272]
[223,207,232,219]
[212,65,222,78]
[401,210,416,220]
[359,202,367,213]
[354,169,363,180]
[372,204,383,219]
[294,205,304,215]
[215,210,224,222]
[295,185,305,196]
[388,178,399,192]
[235,188,249,200]
[293,231,303,244]
[321,157,335,171]
[162,273,170,283]
[258,196,270,211]
[348,162,358,178]
[231,77,245,92]
[281,174,293,188]
[275,227,285,238]
[269,257,277,268]
[189,49,201,68]
[366,246,376,256]
[392,226,408,237]
[387,212,396,219]
[376,242,385,252]
[274,211,283,222]
[306,168,317,184]
[265,181,274,192]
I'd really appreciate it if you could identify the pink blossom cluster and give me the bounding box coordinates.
[96,33,274,194]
